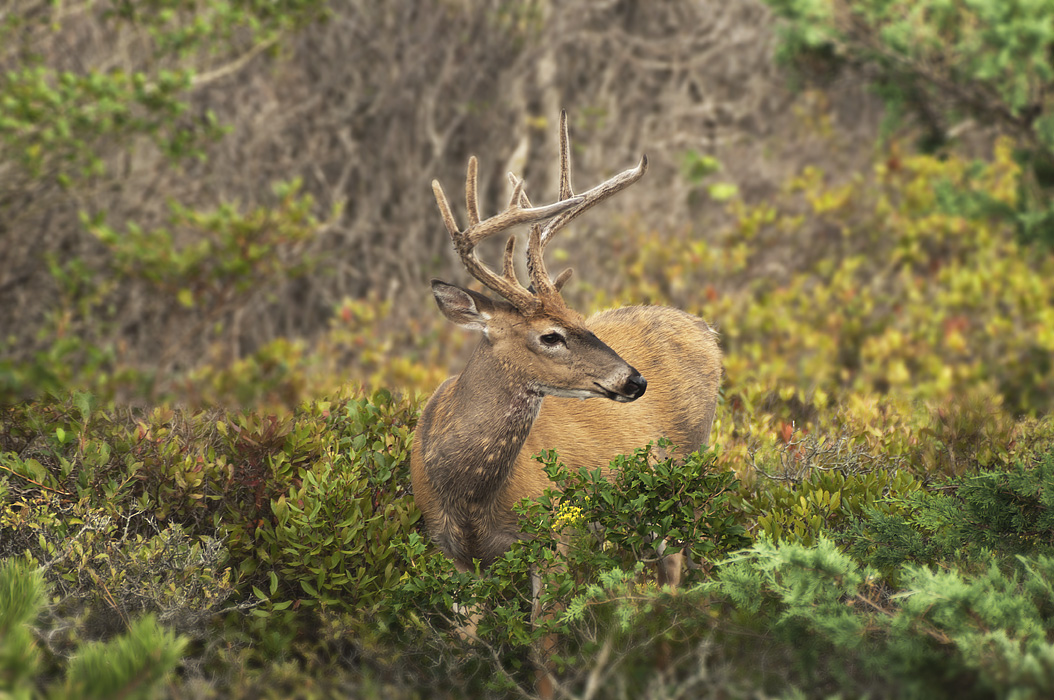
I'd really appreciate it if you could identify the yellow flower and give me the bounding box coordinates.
[553,504,584,530]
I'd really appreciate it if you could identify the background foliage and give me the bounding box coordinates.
[3,1,1054,698]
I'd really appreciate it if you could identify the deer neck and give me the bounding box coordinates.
[426,341,543,502]
[430,343,539,491]
[418,340,544,567]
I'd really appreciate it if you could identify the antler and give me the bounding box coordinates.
[435,110,647,314]
[509,110,648,304]
[432,155,583,315]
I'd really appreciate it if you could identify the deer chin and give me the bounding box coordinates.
[541,386,605,400]
[538,384,627,402]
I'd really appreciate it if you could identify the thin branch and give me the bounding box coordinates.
[191,38,278,87]
[0,462,72,496]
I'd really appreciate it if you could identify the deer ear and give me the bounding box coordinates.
[431,280,496,332]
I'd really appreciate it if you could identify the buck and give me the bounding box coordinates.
[411,110,721,609]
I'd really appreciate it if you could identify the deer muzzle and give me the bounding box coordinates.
[596,370,647,403]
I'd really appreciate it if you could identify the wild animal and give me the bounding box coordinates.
[410,111,722,691]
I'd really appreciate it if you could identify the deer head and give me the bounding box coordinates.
[430,111,649,402]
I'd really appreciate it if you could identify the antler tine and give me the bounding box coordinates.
[508,172,532,208]
[465,156,481,227]
[507,174,575,296]
[501,236,517,280]
[558,109,573,200]
[433,158,584,314]
[540,153,648,246]
[431,179,461,239]
[527,111,649,301]
[553,267,573,291]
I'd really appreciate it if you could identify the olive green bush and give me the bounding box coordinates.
[0,0,329,406]
[850,449,1054,574]
[762,0,1054,245]
[250,391,419,615]
[710,530,1054,699]
[0,389,424,696]
[744,433,922,546]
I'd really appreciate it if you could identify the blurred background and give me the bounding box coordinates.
[2,0,1053,436]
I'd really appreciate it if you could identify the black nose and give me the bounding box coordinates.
[625,373,647,399]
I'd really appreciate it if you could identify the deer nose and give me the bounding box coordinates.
[625,373,647,399]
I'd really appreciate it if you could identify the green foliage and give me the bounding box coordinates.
[0,559,44,699]
[0,0,330,406]
[0,558,186,700]
[535,441,750,570]
[0,387,429,695]
[0,59,206,180]
[61,614,187,700]
[1,181,333,405]
[763,0,1054,245]
[711,532,1054,699]
[251,390,419,615]
[393,443,750,696]
[0,0,327,183]
[749,458,921,547]
[88,180,325,311]
[850,450,1054,573]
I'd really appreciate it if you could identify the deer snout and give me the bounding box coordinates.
[623,372,647,400]
[593,369,646,402]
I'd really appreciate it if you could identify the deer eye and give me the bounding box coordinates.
[539,332,566,347]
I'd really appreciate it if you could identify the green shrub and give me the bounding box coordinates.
[764,0,1054,247]
[739,429,922,545]
[0,387,423,690]
[0,558,186,700]
[250,390,420,617]
[850,448,1054,574]
[0,0,329,406]
[534,441,751,574]
[711,534,1054,699]
[397,443,750,697]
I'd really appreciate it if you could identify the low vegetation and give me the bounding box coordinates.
[5,2,1054,698]
[5,132,1054,697]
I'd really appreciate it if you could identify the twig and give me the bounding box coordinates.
[0,462,72,496]
[192,38,278,87]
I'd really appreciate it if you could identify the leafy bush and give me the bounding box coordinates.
[534,442,751,574]
[0,387,422,694]
[762,0,1054,245]
[395,443,750,697]
[250,391,420,617]
[850,449,1054,574]
[0,0,329,406]
[711,533,1054,699]
[743,430,922,546]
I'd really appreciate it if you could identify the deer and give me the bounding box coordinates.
[410,111,722,694]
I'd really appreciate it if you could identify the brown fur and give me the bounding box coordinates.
[411,303,722,571]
